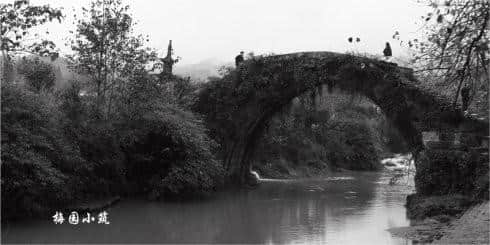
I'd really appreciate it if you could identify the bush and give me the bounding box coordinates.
[406,194,472,220]
[321,120,382,170]
[1,84,77,219]
[415,148,488,199]
[120,104,223,197]
[2,70,225,220]
[16,57,56,92]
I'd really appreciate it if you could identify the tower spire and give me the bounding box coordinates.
[166,40,173,58]
[161,40,176,76]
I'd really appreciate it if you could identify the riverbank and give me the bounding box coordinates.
[389,201,490,244]
[436,201,489,244]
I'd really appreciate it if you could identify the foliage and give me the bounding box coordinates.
[319,120,382,170]
[16,57,56,92]
[394,0,489,109]
[168,76,200,109]
[252,91,400,177]
[57,81,86,123]
[2,69,223,219]
[121,104,222,197]
[1,84,78,219]
[115,72,223,196]
[1,0,63,83]
[406,193,472,220]
[69,0,156,117]
[415,148,488,199]
[0,0,62,56]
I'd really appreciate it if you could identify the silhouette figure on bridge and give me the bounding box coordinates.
[461,83,471,112]
[383,42,392,58]
[235,51,244,67]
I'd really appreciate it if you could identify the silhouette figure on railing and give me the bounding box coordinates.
[235,51,244,67]
[383,42,392,59]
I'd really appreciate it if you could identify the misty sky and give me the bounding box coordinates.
[5,0,429,65]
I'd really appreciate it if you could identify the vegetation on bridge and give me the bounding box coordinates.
[195,52,465,183]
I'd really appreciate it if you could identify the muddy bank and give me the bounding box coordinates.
[436,201,489,244]
[389,201,490,244]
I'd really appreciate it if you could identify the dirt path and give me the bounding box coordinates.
[435,201,489,244]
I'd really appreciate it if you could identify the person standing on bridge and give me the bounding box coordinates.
[383,42,392,60]
[461,83,471,113]
[235,51,245,67]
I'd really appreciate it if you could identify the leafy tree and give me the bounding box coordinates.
[16,57,56,92]
[69,0,156,116]
[394,1,489,109]
[0,0,62,83]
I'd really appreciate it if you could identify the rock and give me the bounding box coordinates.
[245,171,260,187]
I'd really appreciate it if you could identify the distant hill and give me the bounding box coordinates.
[174,58,232,82]
[45,56,230,85]
[9,54,236,86]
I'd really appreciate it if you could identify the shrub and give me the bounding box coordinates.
[415,148,487,198]
[1,84,75,218]
[120,104,223,197]
[16,57,56,92]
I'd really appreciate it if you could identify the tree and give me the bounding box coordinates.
[0,0,63,83]
[69,0,156,117]
[395,1,489,110]
[16,57,56,92]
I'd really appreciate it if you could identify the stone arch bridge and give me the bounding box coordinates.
[195,52,486,184]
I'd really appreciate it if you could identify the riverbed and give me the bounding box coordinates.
[3,171,414,244]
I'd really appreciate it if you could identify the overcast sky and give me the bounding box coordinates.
[4,0,428,65]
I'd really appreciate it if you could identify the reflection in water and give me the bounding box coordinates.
[3,171,414,244]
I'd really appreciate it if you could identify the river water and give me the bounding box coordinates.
[3,171,414,244]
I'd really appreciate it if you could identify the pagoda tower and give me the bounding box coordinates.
[161,40,177,76]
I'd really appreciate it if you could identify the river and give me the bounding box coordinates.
[3,171,414,244]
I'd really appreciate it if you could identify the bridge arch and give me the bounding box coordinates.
[196,52,467,184]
